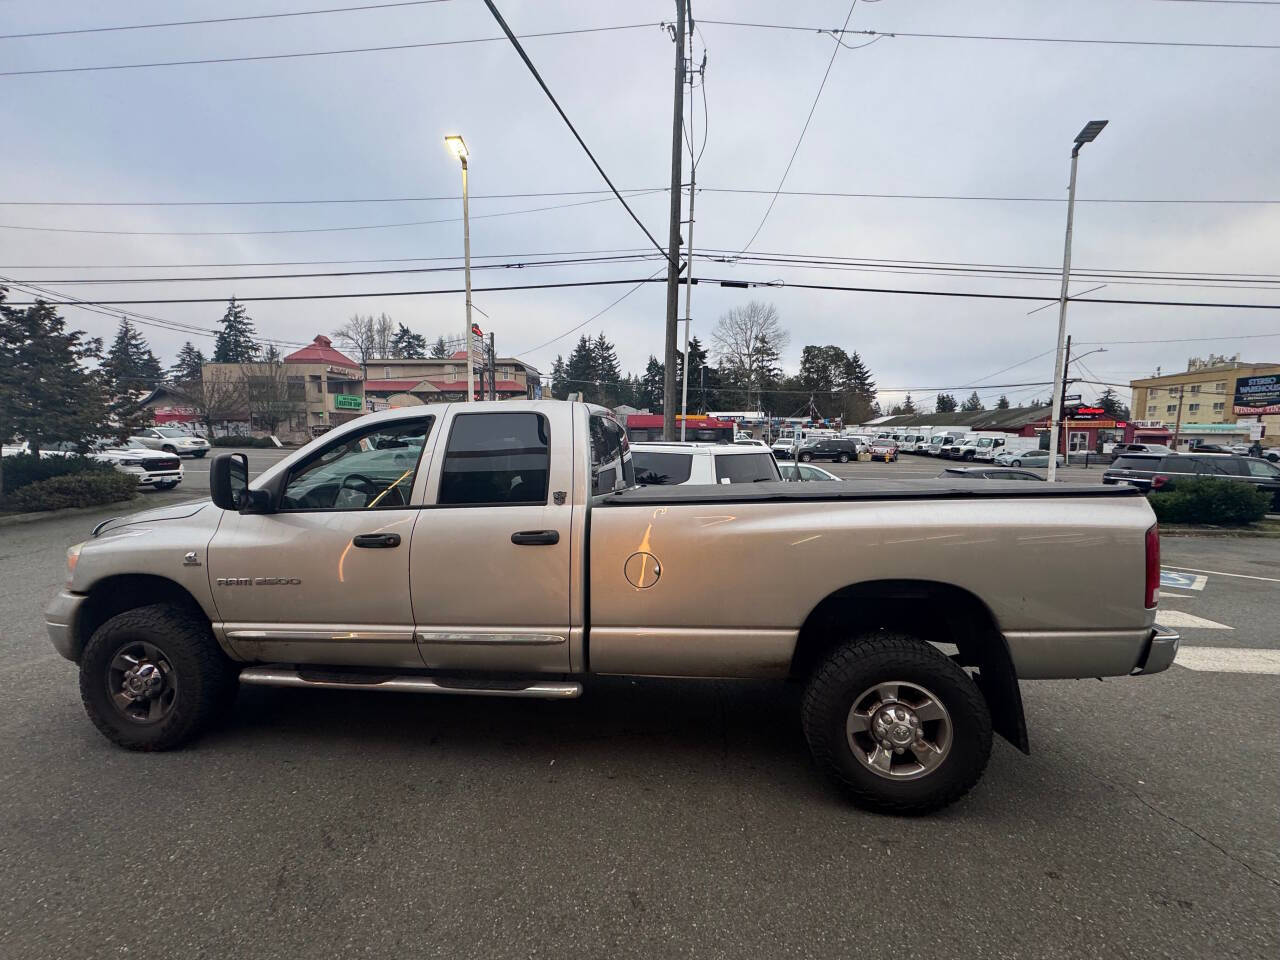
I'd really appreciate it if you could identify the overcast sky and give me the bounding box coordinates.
[2,0,1278,412]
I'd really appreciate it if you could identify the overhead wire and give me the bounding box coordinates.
[0,1,451,41]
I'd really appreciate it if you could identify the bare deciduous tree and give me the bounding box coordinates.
[333,313,395,373]
[170,368,246,436]
[242,361,304,436]
[710,301,789,372]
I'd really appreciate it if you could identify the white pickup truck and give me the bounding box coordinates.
[46,401,1178,813]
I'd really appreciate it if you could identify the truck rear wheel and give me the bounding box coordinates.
[79,604,238,751]
[801,633,992,814]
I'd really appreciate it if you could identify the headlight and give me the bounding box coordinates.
[66,542,84,585]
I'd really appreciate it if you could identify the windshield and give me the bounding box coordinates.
[977,438,993,447]
[154,427,192,438]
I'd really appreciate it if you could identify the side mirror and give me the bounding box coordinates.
[210,453,249,511]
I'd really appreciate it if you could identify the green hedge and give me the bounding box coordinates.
[0,453,115,493]
[1149,477,1271,526]
[211,435,277,448]
[2,472,138,513]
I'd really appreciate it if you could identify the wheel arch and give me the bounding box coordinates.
[790,579,1029,754]
[74,574,215,663]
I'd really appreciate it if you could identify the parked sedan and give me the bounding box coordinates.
[128,426,210,458]
[939,466,1044,482]
[779,462,842,482]
[996,448,1065,468]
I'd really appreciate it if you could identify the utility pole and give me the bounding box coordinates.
[488,331,496,401]
[1058,335,1072,462]
[662,0,686,441]
[1172,385,1185,450]
[679,22,701,441]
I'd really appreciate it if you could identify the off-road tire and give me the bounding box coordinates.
[194,451,207,458]
[802,633,992,815]
[79,604,238,751]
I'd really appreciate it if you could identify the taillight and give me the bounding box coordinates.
[1151,475,1169,490]
[1145,523,1160,609]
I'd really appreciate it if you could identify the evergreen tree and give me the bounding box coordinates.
[592,333,622,408]
[390,323,428,359]
[102,318,163,395]
[1097,387,1130,420]
[549,355,569,401]
[960,391,985,412]
[0,294,108,476]
[935,392,958,413]
[564,336,598,403]
[169,342,206,383]
[211,298,260,363]
[429,335,452,359]
[640,355,665,412]
[839,351,878,424]
[900,392,917,414]
[996,394,1010,409]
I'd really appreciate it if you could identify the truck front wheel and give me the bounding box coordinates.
[79,604,238,751]
[801,633,992,814]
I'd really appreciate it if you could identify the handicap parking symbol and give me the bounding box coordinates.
[1159,570,1207,591]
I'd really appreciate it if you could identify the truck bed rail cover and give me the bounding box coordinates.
[601,479,1141,506]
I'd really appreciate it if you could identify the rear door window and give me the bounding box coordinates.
[632,451,693,485]
[1244,459,1280,478]
[1112,456,1161,471]
[438,412,549,506]
[714,452,780,484]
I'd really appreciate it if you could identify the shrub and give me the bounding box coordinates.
[0,452,115,493]
[211,435,278,448]
[2,472,138,513]
[1149,477,1270,526]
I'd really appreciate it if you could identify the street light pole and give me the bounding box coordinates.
[1047,120,1107,481]
[445,134,475,402]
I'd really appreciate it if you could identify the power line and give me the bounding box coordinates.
[1078,331,1280,345]
[0,190,667,237]
[699,18,1280,50]
[515,267,668,355]
[699,187,1280,205]
[734,0,860,255]
[480,1,674,268]
[0,22,661,77]
[0,1,450,41]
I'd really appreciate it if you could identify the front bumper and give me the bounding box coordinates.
[45,590,88,662]
[1131,625,1180,676]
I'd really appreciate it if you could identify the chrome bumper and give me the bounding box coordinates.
[45,590,88,662]
[1132,624,1180,676]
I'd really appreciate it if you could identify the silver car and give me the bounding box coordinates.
[128,427,210,458]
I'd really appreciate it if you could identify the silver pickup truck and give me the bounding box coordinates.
[46,401,1178,813]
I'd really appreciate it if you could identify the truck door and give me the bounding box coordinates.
[207,416,435,668]
[409,407,575,673]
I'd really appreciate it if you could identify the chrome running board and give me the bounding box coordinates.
[238,667,582,699]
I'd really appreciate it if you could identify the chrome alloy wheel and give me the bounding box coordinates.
[845,681,952,780]
[106,640,178,724]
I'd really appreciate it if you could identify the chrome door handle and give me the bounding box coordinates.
[511,530,559,546]
[352,533,401,548]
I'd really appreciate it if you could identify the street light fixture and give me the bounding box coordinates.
[445,134,475,402]
[1047,120,1108,481]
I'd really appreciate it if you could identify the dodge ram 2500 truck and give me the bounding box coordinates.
[46,401,1179,813]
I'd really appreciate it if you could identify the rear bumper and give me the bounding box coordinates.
[1132,625,1180,676]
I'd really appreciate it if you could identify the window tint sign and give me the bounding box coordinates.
[1234,375,1280,415]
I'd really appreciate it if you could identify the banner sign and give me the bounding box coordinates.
[1233,375,1280,415]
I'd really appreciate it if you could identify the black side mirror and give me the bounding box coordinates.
[210,453,250,511]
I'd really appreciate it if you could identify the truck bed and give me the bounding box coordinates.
[600,478,1141,506]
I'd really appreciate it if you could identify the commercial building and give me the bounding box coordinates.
[1130,356,1279,450]
[363,352,542,408]
[871,403,1146,454]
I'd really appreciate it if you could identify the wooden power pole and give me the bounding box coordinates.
[662,1,686,440]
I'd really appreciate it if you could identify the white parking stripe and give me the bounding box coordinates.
[1161,565,1280,584]
[1156,610,1234,630]
[1176,647,1280,675]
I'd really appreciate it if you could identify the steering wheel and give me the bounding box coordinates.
[335,473,378,507]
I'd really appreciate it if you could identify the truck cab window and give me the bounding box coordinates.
[279,419,432,511]
[590,414,633,495]
[439,412,550,506]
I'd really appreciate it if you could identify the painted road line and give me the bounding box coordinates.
[1156,610,1233,631]
[1162,565,1280,585]
[1159,570,1207,591]
[1157,592,1194,600]
[1176,647,1280,675]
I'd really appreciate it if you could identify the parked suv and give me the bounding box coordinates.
[630,443,781,485]
[797,437,860,463]
[128,427,210,458]
[1103,453,1280,507]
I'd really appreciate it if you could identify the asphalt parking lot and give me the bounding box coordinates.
[1,450,1276,959]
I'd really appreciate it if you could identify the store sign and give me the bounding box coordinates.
[334,394,363,410]
[1069,405,1108,420]
[1233,374,1280,415]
